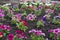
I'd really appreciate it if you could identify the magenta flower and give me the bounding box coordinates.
[0,24,6,30]
[48,29,53,33]
[45,9,54,13]
[7,34,14,40]
[0,24,11,31]
[0,13,4,17]
[48,28,60,37]
[15,30,27,39]
[15,30,23,34]
[12,14,21,22]
[53,28,60,34]
[26,14,36,21]
[0,9,4,13]
[4,25,11,31]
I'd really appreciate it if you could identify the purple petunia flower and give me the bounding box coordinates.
[40,17,46,23]
[26,14,36,21]
[7,34,14,40]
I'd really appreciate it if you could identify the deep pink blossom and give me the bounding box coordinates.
[7,34,14,40]
[15,30,27,38]
[0,24,11,31]
[15,30,23,34]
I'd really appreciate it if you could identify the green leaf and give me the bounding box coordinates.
[37,20,44,28]
[57,33,60,40]
[49,33,54,38]
[53,19,59,24]
[3,33,7,37]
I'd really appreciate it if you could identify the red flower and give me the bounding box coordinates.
[0,32,3,38]
[21,20,27,26]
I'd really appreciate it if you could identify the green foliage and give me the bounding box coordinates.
[2,7,8,12]
[49,33,54,38]
[37,20,44,28]
[31,35,44,40]
[21,5,27,9]
[53,19,59,24]
[0,6,2,9]
[16,22,28,32]
[14,36,23,40]
[7,14,12,18]
[35,10,41,16]
[14,8,19,12]
[57,33,60,40]
[11,20,17,24]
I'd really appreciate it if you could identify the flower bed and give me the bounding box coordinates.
[0,1,60,40]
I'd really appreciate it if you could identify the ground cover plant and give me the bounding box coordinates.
[0,1,60,40]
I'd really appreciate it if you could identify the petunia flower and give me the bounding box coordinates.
[53,28,60,35]
[48,28,60,37]
[26,14,36,21]
[0,24,6,30]
[48,29,53,33]
[7,34,14,40]
[12,14,21,22]
[3,25,11,31]
[45,9,54,14]
[15,30,27,39]
[0,24,11,31]
[29,29,45,36]
[0,13,4,17]
[0,9,4,13]
[15,30,23,34]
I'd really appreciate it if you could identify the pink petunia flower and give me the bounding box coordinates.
[29,29,45,36]
[0,9,4,13]
[45,9,54,13]
[26,14,36,21]
[0,13,4,17]
[12,14,21,22]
